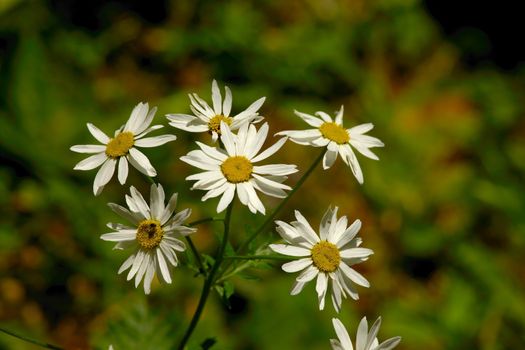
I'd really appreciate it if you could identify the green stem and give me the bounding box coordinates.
[185,236,205,274]
[0,328,63,350]
[238,149,325,252]
[223,255,294,261]
[177,202,234,350]
[188,217,223,227]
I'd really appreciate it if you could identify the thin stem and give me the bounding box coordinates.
[238,149,325,252]
[185,236,205,274]
[0,328,63,350]
[177,202,234,350]
[188,217,223,227]
[223,255,294,261]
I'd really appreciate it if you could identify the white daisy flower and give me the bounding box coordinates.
[276,106,384,184]
[331,317,401,350]
[269,207,373,312]
[100,184,195,294]
[71,102,177,195]
[166,79,265,142]
[180,122,297,214]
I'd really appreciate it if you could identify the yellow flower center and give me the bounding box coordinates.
[319,122,349,144]
[208,115,233,135]
[220,156,253,183]
[311,241,341,273]
[136,219,164,250]
[105,131,135,158]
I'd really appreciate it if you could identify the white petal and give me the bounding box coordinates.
[100,230,136,241]
[376,337,402,350]
[242,182,266,214]
[129,148,157,176]
[93,159,116,195]
[356,317,368,350]
[332,318,354,350]
[348,123,374,136]
[341,145,363,184]
[73,153,107,171]
[349,140,380,160]
[244,123,267,159]
[281,258,312,273]
[252,176,288,198]
[70,144,106,153]
[220,122,236,155]
[157,248,172,284]
[340,248,374,259]
[290,280,306,295]
[136,105,157,135]
[269,244,311,257]
[334,219,361,248]
[108,203,141,224]
[223,86,232,116]
[315,111,333,122]
[251,137,288,163]
[118,157,129,184]
[296,264,319,283]
[216,184,235,213]
[129,186,151,219]
[323,143,339,169]
[293,210,320,246]
[211,80,222,115]
[160,192,178,225]
[125,102,149,133]
[118,254,136,274]
[293,110,324,127]
[233,96,265,120]
[195,142,228,161]
[366,317,382,350]
[134,135,177,147]
[335,105,344,125]
[253,164,297,176]
[339,263,370,288]
[315,272,328,298]
[127,250,145,280]
[87,123,110,144]
[150,183,165,220]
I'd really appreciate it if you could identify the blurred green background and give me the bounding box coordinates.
[1,0,525,349]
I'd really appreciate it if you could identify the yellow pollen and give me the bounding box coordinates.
[208,115,233,135]
[319,122,349,144]
[311,241,341,273]
[136,219,164,249]
[220,156,253,183]
[105,131,135,158]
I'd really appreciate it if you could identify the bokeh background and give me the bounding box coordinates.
[1,0,525,349]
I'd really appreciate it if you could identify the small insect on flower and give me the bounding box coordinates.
[270,207,373,312]
[166,80,265,142]
[276,106,384,184]
[181,122,297,214]
[100,184,195,294]
[330,317,401,350]
[71,102,177,195]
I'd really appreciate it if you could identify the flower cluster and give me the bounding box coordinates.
[71,80,399,348]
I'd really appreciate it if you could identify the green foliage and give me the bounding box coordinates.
[1,0,524,349]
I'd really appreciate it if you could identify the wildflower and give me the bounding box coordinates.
[331,317,401,350]
[270,207,373,311]
[101,184,195,294]
[167,80,265,142]
[71,102,176,195]
[181,122,297,214]
[276,106,383,184]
